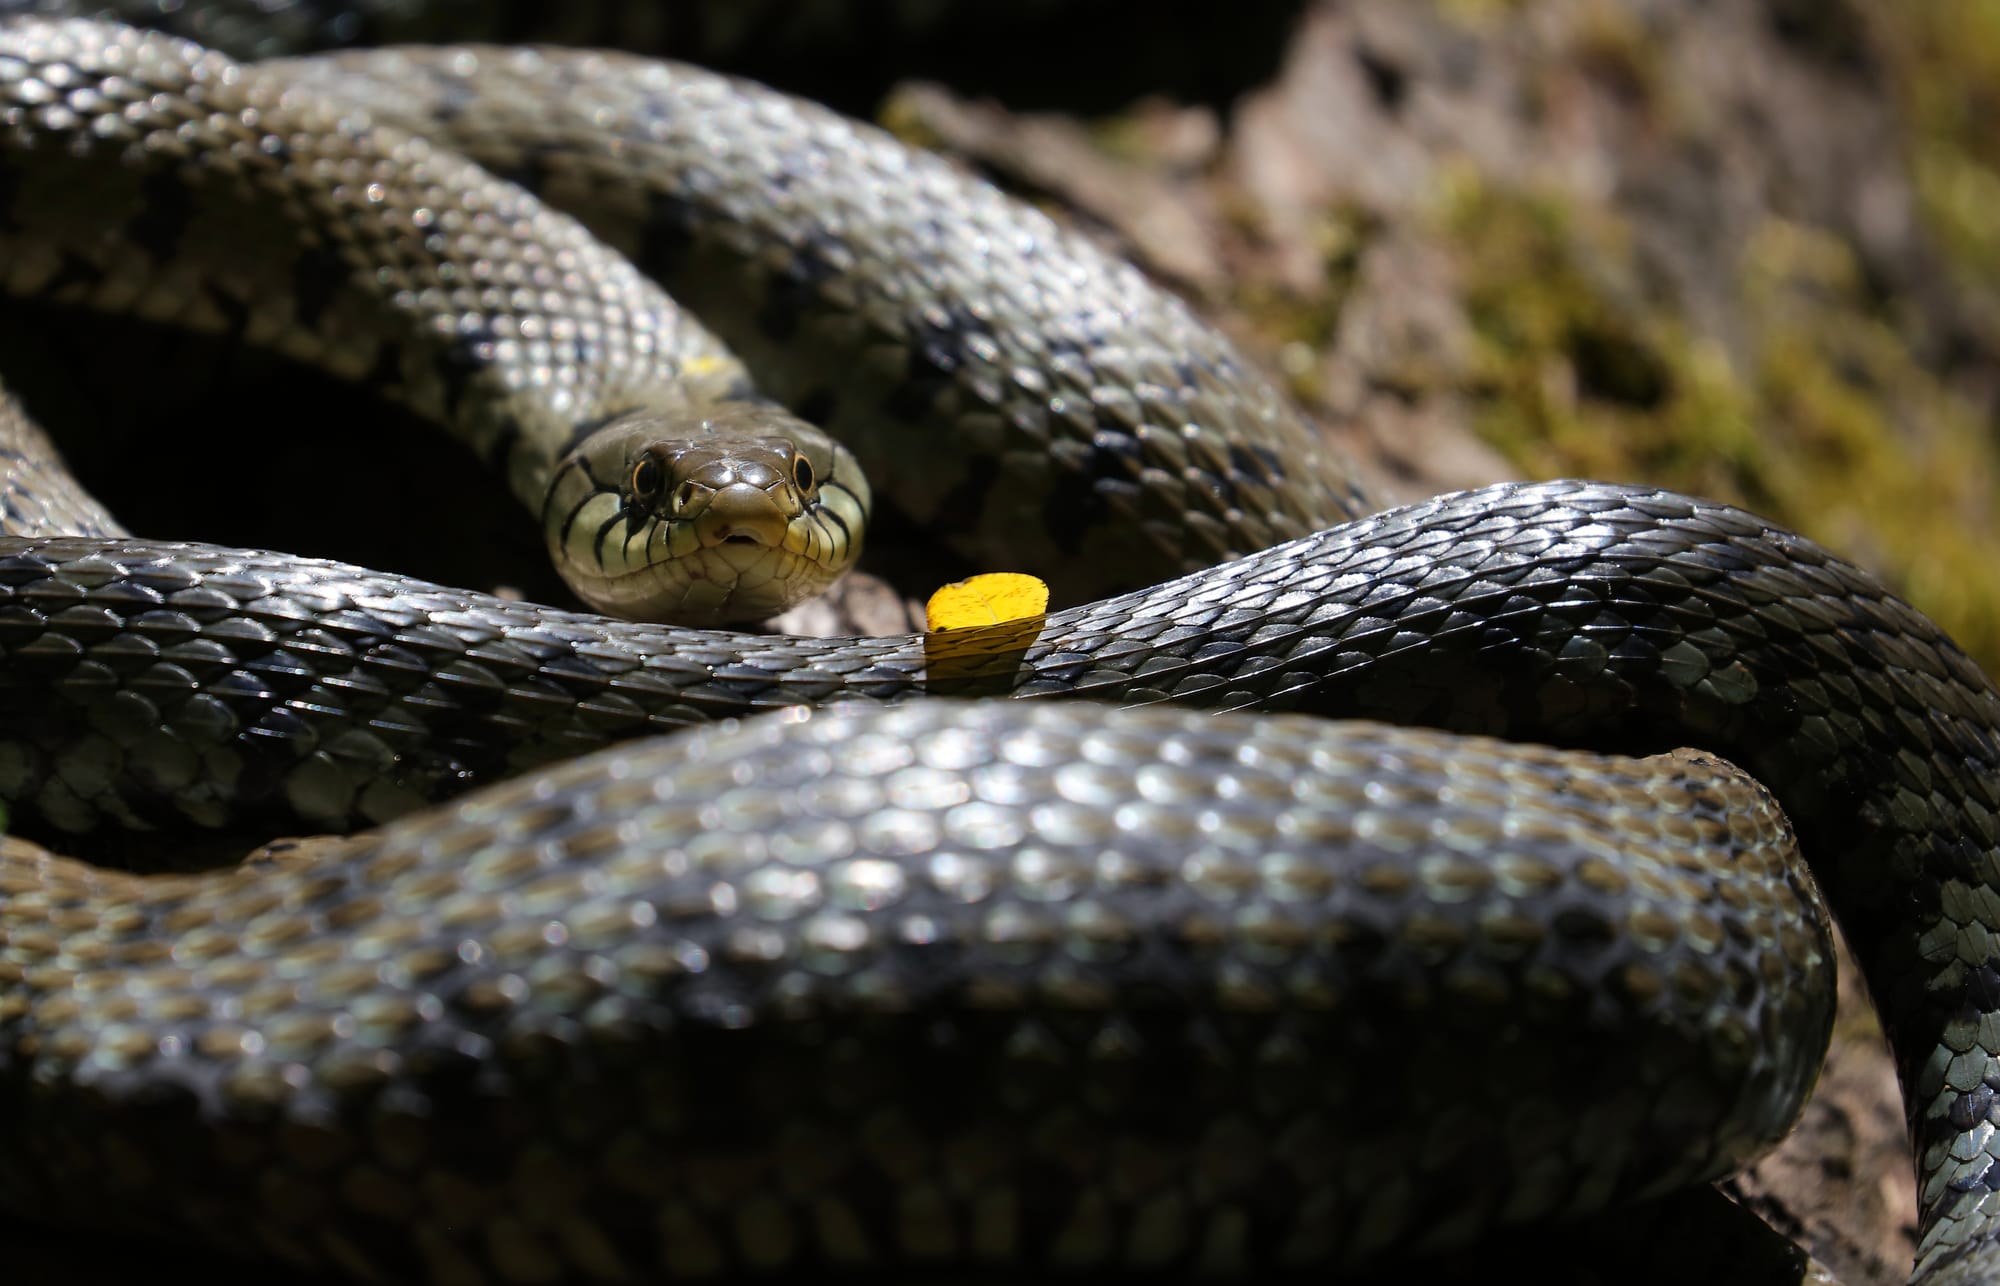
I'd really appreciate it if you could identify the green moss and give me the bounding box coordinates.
[1916,141,2000,277]
[1744,222,2000,665]
[1437,167,1762,492]
[1437,0,1530,25]
[1427,9,2000,673]
[1565,0,1670,112]
[1232,203,1379,404]
[1437,169,2000,674]
[1886,4,2000,290]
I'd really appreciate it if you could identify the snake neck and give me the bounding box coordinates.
[0,19,755,527]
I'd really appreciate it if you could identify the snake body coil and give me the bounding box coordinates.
[0,13,1992,1286]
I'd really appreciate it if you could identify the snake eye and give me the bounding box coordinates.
[630,457,663,505]
[792,453,815,493]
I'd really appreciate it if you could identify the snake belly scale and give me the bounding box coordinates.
[0,13,1991,1286]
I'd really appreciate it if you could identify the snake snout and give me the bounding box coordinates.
[685,479,795,551]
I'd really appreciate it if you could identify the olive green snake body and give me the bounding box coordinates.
[0,13,1992,1286]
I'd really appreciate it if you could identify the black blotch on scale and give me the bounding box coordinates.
[751,235,844,345]
[289,240,348,332]
[1039,461,1106,558]
[882,303,995,427]
[1228,440,1286,487]
[28,249,106,300]
[490,142,557,202]
[125,170,198,266]
[634,188,702,283]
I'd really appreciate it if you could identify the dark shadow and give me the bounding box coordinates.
[28,0,1314,116]
[7,1183,1820,1286]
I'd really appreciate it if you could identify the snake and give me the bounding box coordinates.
[0,11,1991,1286]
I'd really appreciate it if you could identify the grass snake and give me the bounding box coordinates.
[0,13,1992,1286]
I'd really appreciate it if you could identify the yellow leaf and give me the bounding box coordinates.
[925,573,1050,632]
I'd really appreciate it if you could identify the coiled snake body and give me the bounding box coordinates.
[0,13,1992,1286]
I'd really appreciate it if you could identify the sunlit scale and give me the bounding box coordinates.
[0,665,1840,1281]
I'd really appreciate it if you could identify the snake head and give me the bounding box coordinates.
[543,405,869,625]
[631,434,817,549]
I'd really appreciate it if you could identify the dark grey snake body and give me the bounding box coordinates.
[0,12,1992,1286]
